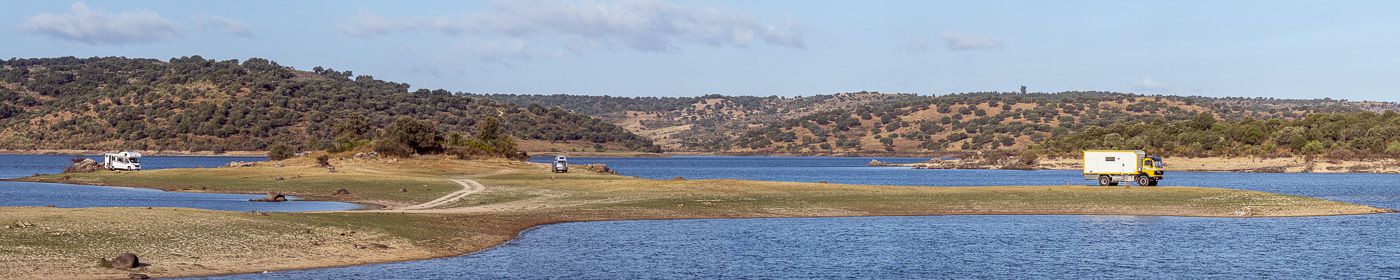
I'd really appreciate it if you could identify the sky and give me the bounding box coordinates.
[2,0,1398,101]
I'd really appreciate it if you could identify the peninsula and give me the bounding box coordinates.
[3,155,1390,279]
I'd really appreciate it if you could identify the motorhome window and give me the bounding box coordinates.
[1105,157,1115,162]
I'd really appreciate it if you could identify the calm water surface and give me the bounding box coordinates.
[199,156,1400,279]
[0,154,360,212]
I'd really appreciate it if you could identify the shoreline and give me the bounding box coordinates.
[0,179,385,211]
[870,157,1400,174]
[0,149,266,157]
[168,207,1400,278]
[4,157,1394,279]
[3,150,1398,174]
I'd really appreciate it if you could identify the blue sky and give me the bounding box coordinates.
[2,1,1398,101]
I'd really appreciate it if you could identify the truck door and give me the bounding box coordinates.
[1141,158,1156,175]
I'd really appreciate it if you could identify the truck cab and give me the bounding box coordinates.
[1082,150,1163,186]
[1142,156,1164,180]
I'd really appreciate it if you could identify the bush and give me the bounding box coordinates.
[315,154,331,167]
[267,143,295,160]
[445,145,489,160]
[373,140,415,158]
[1018,150,1039,165]
[382,117,442,154]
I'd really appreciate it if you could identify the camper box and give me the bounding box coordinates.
[103,151,142,171]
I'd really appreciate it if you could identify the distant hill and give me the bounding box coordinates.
[479,91,1400,157]
[478,92,925,150]
[0,56,660,153]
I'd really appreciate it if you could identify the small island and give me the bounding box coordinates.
[4,155,1391,279]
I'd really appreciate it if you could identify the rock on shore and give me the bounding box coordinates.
[64,158,103,173]
[250,192,287,202]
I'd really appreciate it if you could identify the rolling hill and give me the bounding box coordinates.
[0,56,660,153]
[479,91,1400,158]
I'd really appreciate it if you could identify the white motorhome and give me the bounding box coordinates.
[552,155,568,173]
[1082,150,1163,186]
[103,151,142,171]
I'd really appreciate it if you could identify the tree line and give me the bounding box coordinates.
[1037,111,1400,159]
[0,56,661,153]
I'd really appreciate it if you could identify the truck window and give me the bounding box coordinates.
[1105,157,1115,162]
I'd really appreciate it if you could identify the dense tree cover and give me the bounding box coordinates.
[721,92,1397,154]
[1038,111,1400,159]
[367,116,523,159]
[0,56,659,152]
[480,92,925,151]
[484,90,1399,155]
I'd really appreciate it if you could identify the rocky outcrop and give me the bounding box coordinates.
[110,253,140,269]
[580,163,618,175]
[353,151,379,159]
[224,161,257,168]
[5,221,36,229]
[353,243,391,250]
[671,176,686,181]
[64,158,102,173]
[250,192,287,202]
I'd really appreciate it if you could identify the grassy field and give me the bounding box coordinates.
[4,155,1393,279]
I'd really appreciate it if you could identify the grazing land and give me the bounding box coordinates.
[4,156,1392,279]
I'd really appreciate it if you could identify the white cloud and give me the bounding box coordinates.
[340,0,803,53]
[22,2,181,45]
[1134,77,1171,91]
[200,15,251,37]
[940,31,1003,50]
[461,39,531,67]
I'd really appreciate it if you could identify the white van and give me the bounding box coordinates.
[552,156,568,173]
[103,151,142,171]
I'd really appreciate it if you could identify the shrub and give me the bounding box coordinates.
[382,117,442,154]
[373,140,415,158]
[315,154,331,167]
[267,143,295,160]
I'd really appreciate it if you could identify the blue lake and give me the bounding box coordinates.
[0,154,361,212]
[196,156,1400,279]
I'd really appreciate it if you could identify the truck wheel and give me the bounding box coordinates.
[1136,175,1150,186]
[1098,175,1112,186]
[1148,179,1158,186]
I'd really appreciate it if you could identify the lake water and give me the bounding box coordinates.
[198,156,1400,279]
[0,154,361,212]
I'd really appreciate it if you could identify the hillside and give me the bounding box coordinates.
[479,92,924,150]
[480,92,1400,157]
[0,56,660,153]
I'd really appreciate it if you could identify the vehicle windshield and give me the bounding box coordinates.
[130,158,140,163]
[1153,160,1163,168]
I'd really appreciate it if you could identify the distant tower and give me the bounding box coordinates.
[1019,85,1027,94]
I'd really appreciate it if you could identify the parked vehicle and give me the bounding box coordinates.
[103,151,142,171]
[552,156,568,173]
[1082,150,1162,186]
